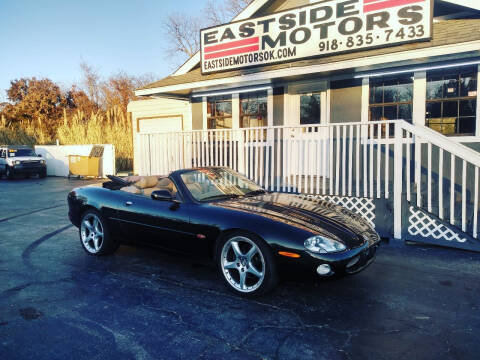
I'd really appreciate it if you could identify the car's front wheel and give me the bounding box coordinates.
[6,166,14,180]
[217,232,278,297]
[79,210,118,256]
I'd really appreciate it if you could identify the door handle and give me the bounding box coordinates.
[125,201,133,206]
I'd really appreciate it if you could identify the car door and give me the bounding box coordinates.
[115,189,196,253]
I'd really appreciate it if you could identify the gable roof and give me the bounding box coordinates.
[137,19,480,96]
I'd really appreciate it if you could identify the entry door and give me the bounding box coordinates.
[288,91,330,178]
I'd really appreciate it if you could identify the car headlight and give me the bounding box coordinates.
[40,160,46,164]
[304,235,346,253]
[14,160,21,165]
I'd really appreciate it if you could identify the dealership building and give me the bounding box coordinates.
[128,0,480,249]
[130,0,480,170]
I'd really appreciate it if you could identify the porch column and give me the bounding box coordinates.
[232,93,240,129]
[267,88,274,127]
[232,93,244,173]
[413,71,427,126]
[325,81,331,123]
[361,77,369,124]
[202,96,208,130]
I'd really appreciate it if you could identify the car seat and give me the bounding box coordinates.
[121,175,159,195]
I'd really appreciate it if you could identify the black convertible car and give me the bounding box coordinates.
[68,167,380,296]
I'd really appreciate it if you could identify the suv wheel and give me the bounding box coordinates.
[6,166,14,180]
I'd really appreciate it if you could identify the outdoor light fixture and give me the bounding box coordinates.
[191,85,272,98]
[355,60,480,79]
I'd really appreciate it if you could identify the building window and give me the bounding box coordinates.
[300,93,321,125]
[426,66,477,135]
[240,91,267,128]
[369,76,413,123]
[207,95,232,129]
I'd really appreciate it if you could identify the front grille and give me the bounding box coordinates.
[21,160,40,164]
[345,244,378,274]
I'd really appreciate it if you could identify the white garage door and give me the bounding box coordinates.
[138,116,183,134]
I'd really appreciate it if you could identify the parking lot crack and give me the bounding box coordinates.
[0,203,64,223]
[21,224,73,267]
[0,277,73,300]
[140,304,184,324]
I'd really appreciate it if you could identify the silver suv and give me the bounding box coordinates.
[0,145,47,179]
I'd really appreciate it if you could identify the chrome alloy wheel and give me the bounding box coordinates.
[80,213,104,254]
[221,236,265,293]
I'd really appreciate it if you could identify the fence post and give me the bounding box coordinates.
[393,122,403,239]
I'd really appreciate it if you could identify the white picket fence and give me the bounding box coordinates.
[138,120,480,243]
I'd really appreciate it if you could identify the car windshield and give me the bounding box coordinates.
[8,148,36,157]
[181,168,265,202]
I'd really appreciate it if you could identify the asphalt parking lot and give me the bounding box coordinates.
[0,177,479,360]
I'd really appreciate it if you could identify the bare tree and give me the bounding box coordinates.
[205,0,252,24]
[79,62,101,107]
[163,0,253,64]
[164,13,205,59]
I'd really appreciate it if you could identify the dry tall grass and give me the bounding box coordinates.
[0,108,133,172]
[57,107,132,171]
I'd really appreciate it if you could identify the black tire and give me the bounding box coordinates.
[79,209,119,256]
[216,231,278,297]
[6,166,14,180]
[39,170,47,178]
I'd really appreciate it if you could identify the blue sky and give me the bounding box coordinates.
[0,0,209,101]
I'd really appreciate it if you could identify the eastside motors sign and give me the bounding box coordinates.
[200,0,433,74]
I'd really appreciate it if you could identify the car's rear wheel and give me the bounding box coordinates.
[79,210,118,256]
[217,232,278,297]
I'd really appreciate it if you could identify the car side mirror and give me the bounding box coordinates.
[38,154,42,157]
[151,190,174,201]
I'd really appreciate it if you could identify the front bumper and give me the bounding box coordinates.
[277,231,381,277]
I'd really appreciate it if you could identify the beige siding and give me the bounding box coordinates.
[273,88,284,126]
[330,86,362,123]
[191,99,203,130]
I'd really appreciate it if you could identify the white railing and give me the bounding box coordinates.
[401,122,480,239]
[138,120,480,240]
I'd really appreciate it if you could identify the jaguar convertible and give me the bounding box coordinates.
[68,167,380,296]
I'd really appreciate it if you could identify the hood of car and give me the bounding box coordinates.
[213,193,372,248]
[8,156,43,162]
